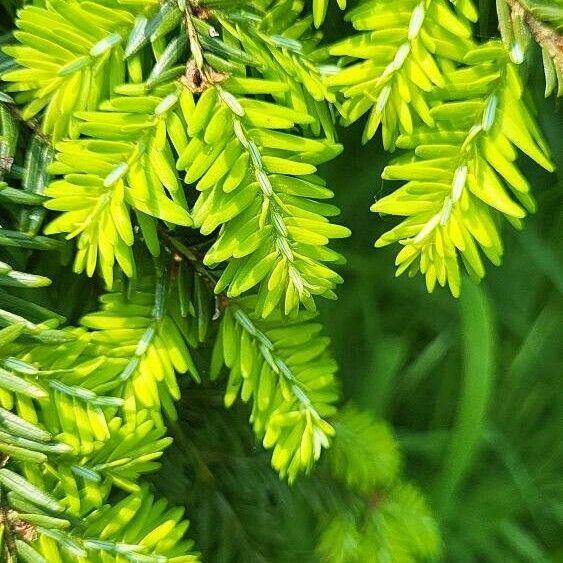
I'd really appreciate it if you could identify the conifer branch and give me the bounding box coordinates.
[211,296,339,482]
[3,0,556,560]
[327,0,555,294]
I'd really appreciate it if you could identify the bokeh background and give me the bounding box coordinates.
[320,1,563,560]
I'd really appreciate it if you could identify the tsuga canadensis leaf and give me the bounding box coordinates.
[0,468,63,512]
[15,539,48,563]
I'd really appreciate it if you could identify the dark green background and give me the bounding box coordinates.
[319,2,563,560]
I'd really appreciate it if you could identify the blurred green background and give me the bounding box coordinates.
[320,2,563,561]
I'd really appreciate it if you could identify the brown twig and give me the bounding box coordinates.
[181,1,227,92]
[2,102,49,143]
[0,502,37,560]
[505,0,563,70]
